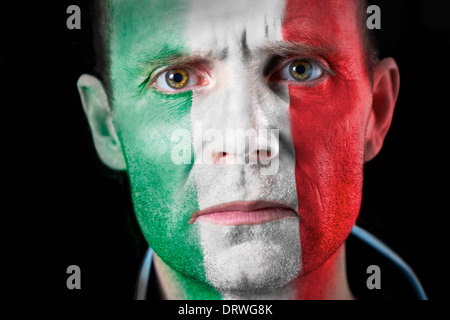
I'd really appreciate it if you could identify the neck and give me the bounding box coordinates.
[153,244,354,300]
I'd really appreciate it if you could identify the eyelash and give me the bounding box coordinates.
[147,64,210,94]
[270,57,332,82]
[147,57,332,94]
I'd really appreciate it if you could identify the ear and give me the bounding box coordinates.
[77,74,126,170]
[364,58,400,162]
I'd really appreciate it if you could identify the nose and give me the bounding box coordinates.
[210,129,279,165]
[200,60,279,166]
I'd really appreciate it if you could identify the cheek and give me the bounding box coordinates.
[112,92,211,283]
[288,80,369,273]
[115,92,196,222]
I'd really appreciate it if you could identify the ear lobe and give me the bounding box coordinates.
[77,74,126,171]
[364,57,400,162]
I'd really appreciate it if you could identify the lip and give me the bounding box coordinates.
[188,200,298,226]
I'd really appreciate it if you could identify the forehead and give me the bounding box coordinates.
[108,0,362,61]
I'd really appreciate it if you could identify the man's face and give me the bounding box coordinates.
[108,0,372,296]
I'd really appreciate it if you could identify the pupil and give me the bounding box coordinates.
[294,64,306,74]
[172,72,183,83]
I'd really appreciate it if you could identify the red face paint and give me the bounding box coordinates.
[282,0,373,276]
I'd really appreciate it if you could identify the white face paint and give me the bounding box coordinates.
[186,0,301,295]
[199,218,301,294]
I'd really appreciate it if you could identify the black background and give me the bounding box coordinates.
[2,0,449,299]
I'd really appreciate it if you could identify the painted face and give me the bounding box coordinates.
[108,0,371,298]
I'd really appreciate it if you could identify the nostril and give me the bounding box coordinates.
[212,152,229,164]
[257,149,272,160]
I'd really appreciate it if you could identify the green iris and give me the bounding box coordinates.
[289,60,313,81]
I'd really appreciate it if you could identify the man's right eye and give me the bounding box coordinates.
[152,66,209,94]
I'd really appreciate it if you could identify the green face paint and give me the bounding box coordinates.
[107,0,219,299]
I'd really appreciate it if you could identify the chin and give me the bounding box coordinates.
[198,218,301,292]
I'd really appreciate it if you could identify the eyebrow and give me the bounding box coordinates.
[135,39,338,94]
[140,39,336,68]
[150,52,211,66]
[263,40,338,58]
[134,39,339,86]
[136,46,224,72]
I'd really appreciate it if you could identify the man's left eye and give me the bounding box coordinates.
[276,59,324,82]
[153,67,208,93]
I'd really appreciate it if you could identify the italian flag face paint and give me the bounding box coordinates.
[108,0,372,299]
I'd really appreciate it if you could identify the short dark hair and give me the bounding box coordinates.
[91,0,112,100]
[90,0,379,99]
[358,0,381,71]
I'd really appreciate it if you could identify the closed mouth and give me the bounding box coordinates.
[188,200,298,226]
